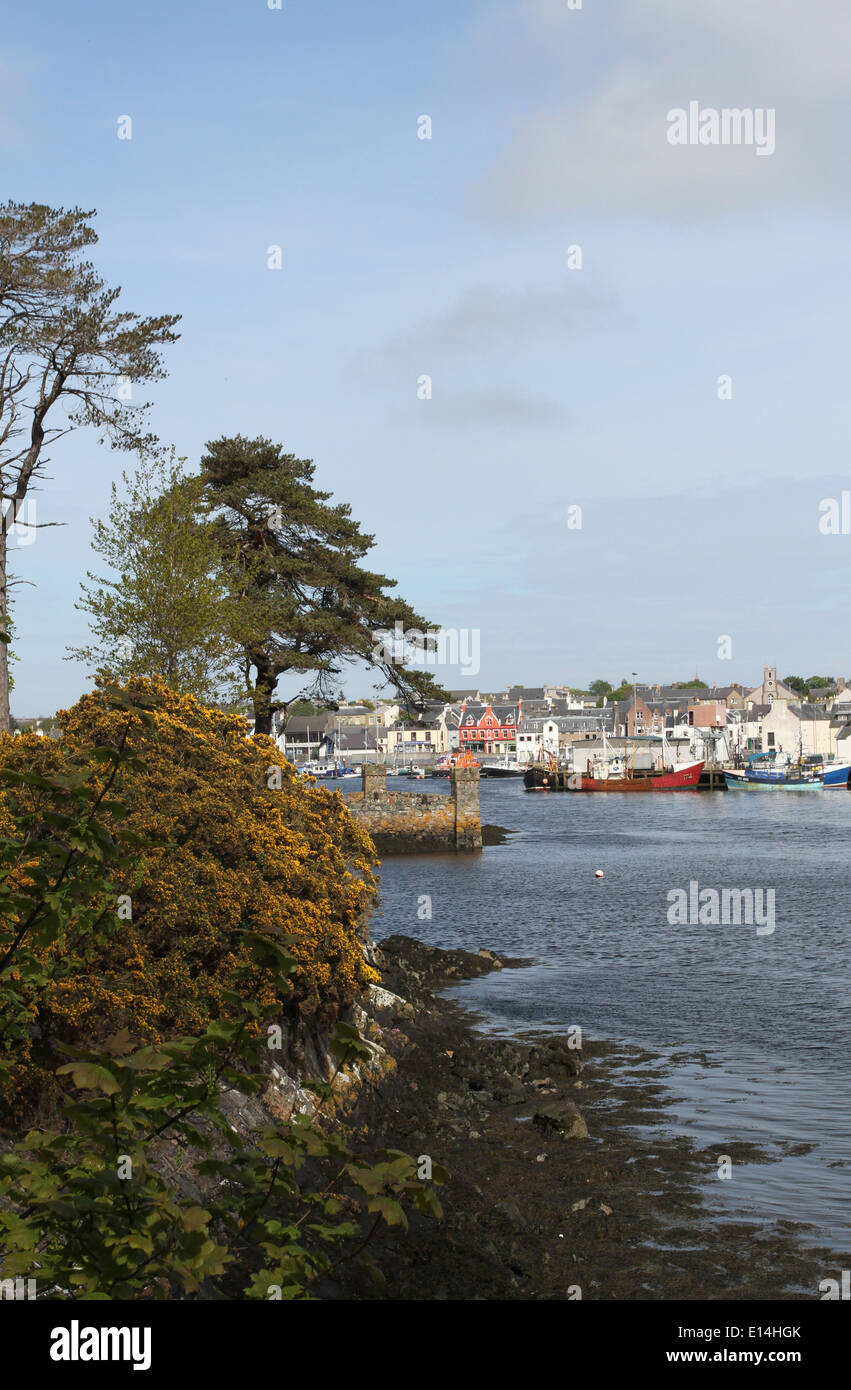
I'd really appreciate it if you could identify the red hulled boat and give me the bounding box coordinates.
[573,758,703,791]
[524,739,704,791]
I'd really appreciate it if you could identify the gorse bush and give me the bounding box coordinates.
[0,684,443,1298]
[0,677,379,1120]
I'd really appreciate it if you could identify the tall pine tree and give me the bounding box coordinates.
[199,436,447,735]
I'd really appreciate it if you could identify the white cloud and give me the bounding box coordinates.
[466,0,851,220]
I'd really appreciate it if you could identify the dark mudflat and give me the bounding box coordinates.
[329,936,844,1301]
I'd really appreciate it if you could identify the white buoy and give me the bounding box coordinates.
[594,869,604,878]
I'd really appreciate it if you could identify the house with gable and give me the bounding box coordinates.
[458,700,519,755]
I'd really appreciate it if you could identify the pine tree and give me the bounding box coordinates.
[199,436,448,735]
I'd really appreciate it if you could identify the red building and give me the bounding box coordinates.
[458,703,518,754]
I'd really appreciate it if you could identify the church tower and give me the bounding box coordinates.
[764,664,777,703]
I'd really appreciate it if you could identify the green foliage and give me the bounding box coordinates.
[588,680,613,697]
[68,451,238,701]
[783,675,809,696]
[0,201,180,732]
[0,693,444,1299]
[198,435,448,734]
[0,694,151,1100]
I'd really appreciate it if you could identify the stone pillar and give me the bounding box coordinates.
[451,766,482,850]
[362,763,387,798]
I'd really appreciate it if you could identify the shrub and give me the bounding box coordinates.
[0,677,379,1121]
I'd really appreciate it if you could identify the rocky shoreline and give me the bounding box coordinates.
[330,935,844,1301]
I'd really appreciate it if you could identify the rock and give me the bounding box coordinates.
[367,984,413,1017]
[494,1200,528,1231]
[532,1100,589,1140]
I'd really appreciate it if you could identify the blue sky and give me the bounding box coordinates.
[4,0,851,712]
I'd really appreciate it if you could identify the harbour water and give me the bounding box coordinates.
[370,780,851,1253]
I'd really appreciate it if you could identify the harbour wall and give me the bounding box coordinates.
[346,765,482,852]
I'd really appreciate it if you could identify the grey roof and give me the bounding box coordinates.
[282,714,334,735]
[336,728,378,751]
[747,704,771,719]
[790,703,832,721]
[518,710,616,733]
[460,702,519,719]
[639,685,708,702]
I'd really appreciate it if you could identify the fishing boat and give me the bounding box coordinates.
[724,767,823,791]
[480,756,524,778]
[434,751,481,777]
[525,737,703,791]
[798,755,850,788]
[569,756,703,792]
[725,749,825,791]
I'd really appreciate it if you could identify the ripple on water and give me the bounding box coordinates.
[374,780,851,1248]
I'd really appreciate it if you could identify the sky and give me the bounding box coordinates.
[3,0,851,713]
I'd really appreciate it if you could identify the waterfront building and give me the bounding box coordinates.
[458,702,519,754]
[277,713,336,762]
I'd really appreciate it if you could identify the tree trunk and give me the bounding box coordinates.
[251,655,278,737]
[0,527,10,734]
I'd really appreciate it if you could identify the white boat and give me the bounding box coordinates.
[480,757,524,778]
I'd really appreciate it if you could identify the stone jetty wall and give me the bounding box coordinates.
[346,765,482,852]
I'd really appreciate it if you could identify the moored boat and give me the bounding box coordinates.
[480,756,524,778]
[724,768,823,791]
[434,751,482,777]
[798,756,850,788]
[571,758,703,792]
[524,748,703,791]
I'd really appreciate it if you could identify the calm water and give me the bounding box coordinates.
[366,780,851,1250]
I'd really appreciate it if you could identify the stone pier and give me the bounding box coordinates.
[346,764,482,853]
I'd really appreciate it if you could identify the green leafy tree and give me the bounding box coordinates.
[805,675,834,689]
[783,675,808,696]
[588,680,613,697]
[0,202,180,732]
[198,436,448,736]
[68,451,237,701]
[287,699,320,716]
